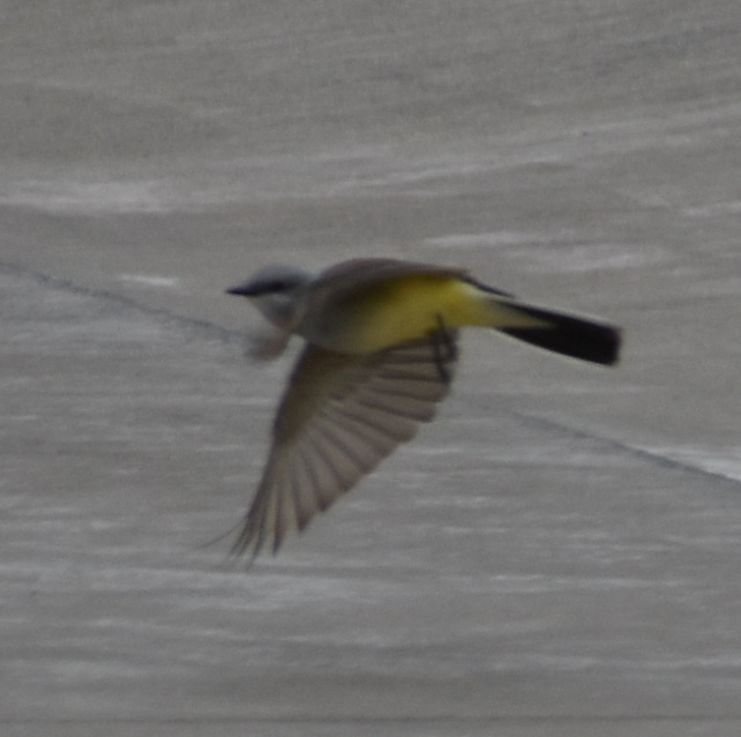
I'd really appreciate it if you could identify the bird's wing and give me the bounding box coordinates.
[232,329,459,562]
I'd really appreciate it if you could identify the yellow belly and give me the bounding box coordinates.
[314,274,540,354]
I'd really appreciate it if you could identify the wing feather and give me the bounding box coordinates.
[232,332,459,561]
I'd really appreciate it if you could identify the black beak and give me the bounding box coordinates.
[225,280,256,297]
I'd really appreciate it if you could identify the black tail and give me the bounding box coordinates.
[498,302,622,366]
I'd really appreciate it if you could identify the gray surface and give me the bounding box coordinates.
[2,2,741,735]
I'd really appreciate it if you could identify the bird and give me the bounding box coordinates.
[226,257,621,563]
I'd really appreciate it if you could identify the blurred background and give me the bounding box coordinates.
[2,2,741,735]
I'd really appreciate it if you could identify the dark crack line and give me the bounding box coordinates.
[513,410,741,491]
[0,259,244,347]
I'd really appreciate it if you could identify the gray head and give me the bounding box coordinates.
[226,264,313,329]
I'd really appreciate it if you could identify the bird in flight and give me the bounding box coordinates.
[226,257,621,563]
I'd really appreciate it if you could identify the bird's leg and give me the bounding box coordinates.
[430,314,456,384]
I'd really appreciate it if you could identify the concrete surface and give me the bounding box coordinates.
[2,1,741,735]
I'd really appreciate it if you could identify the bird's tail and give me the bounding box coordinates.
[484,295,622,366]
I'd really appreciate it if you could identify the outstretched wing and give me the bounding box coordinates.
[232,330,459,562]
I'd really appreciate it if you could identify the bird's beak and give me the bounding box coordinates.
[225,280,256,297]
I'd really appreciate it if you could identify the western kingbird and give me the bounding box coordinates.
[226,257,621,561]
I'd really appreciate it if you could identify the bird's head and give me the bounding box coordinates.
[226,264,312,330]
